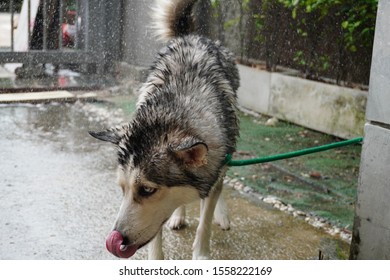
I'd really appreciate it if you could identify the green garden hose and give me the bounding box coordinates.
[226,137,363,167]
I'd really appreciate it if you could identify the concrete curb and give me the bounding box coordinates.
[0,91,97,103]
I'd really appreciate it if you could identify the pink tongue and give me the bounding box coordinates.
[106,231,138,258]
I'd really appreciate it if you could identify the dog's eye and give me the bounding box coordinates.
[138,186,157,197]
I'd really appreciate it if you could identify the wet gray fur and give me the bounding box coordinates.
[90,0,240,199]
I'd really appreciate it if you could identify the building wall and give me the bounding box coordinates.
[350,0,390,259]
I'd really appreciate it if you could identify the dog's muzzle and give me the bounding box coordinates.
[106,230,138,258]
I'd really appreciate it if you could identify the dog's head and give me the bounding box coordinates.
[89,124,213,258]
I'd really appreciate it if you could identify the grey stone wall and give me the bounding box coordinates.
[350,0,390,259]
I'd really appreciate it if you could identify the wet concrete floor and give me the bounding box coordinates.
[0,101,348,260]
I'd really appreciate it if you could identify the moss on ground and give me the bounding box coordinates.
[228,112,361,229]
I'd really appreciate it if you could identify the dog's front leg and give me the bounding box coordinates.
[192,179,223,260]
[148,228,164,260]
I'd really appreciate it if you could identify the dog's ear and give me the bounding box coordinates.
[89,125,128,145]
[172,138,208,168]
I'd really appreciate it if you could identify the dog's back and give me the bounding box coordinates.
[150,0,239,92]
[131,0,240,196]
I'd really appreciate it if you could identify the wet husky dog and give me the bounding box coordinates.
[90,0,239,260]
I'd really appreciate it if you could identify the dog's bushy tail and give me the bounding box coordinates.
[152,0,198,42]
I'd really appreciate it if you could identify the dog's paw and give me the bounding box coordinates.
[167,216,186,230]
[192,237,210,259]
[167,206,186,230]
[213,215,230,230]
[213,195,230,230]
[192,236,210,260]
[192,251,210,260]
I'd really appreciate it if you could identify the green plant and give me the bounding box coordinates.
[279,0,378,52]
[0,0,23,12]
[340,0,378,52]
[293,50,306,66]
[209,0,376,84]
[278,0,378,80]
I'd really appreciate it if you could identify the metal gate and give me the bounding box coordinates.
[0,0,120,78]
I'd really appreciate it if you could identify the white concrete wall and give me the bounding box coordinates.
[237,65,271,114]
[237,64,367,139]
[350,0,390,259]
